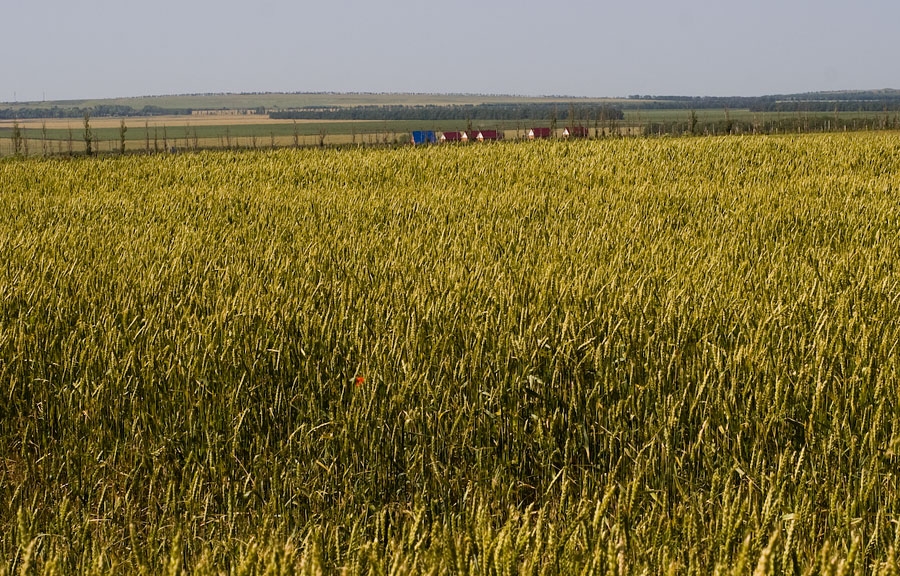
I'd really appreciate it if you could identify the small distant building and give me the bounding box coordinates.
[563,126,589,139]
[440,131,463,143]
[474,130,502,142]
[411,130,437,145]
[528,128,552,139]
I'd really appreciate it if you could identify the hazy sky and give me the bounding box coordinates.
[4,0,898,102]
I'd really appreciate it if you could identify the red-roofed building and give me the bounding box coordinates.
[440,131,463,142]
[563,126,589,138]
[528,127,552,139]
[474,130,502,142]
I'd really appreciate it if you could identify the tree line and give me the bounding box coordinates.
[748,101,900,113]
[0,105,193,120]
[643,113,900,137]
[623,90,900,112]
[269,103,625,122]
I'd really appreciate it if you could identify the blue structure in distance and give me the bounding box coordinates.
[411,130,437,145]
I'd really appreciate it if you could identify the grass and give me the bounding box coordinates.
[48,119,507,141]
[3,113,897,158]
[1,134,900,574]
[0,119,530,154]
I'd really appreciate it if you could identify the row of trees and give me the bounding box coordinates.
[270,103,625,122]
[6,110,900,158]
[0,104,193,120]
[6,90,899,120]
[624,90,900,111]
[8,114,165,157]
[749,101,900,113]
[645,110,900,137]
[4,116,405,157]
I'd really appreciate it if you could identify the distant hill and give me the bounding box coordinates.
[2,90,899,120]
[0,93,630,119]
[622,89,900,111]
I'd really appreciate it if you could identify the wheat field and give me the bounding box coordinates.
[2,134,900,574]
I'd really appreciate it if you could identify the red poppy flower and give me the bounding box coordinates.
[354,376,365,387]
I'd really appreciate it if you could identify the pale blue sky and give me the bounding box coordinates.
[3,0,898,102]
